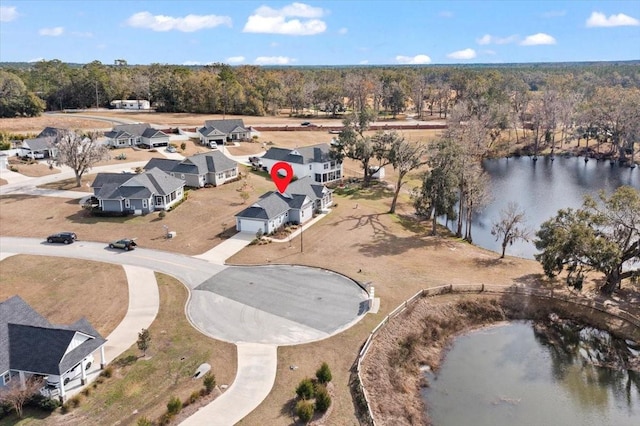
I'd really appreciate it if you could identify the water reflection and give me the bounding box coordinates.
[463,157,640,259]
[423,321,640,426]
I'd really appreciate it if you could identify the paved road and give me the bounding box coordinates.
[0,237,368,345]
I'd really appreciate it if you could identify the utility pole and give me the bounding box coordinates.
[95,81,99,110]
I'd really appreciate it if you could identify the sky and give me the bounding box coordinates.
[0,1,639,66]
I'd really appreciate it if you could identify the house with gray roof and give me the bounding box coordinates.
[143,151,238,187]
[104,123,170,149]
[260,143,343,184]
[18,127,69,159]
[91,168,185,214]
[235,177,332,234]
[197,119,250,147]
[1,295,106,401]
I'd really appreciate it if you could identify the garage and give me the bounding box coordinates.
[236,217,266,234]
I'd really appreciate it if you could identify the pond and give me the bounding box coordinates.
[422,321,640,426]
[461,156,640,259]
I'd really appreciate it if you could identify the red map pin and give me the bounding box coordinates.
[270,161,293,194]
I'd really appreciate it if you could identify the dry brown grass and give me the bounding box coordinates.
[0,255,127,336]
[7,157,60,177]
[0,116,110,133]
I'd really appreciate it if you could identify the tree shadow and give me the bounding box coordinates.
[513,273,550,288]
[279,398,297,425]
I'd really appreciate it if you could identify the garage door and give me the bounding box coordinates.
[237,218,265,234]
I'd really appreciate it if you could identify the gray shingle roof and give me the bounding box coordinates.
[93,169,184,200]
[262,143,333,165]
[202,119,248,135]
[23,137,54,152]
[37,127,67,141]
[144,151,237,176]
[236,192,291,220]
[105,123,168,140]
[286,176,330,202]
[1,296,106,377]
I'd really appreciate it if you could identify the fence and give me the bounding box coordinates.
[355,283,640,425]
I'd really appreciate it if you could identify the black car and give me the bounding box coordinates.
[46,232,77,244]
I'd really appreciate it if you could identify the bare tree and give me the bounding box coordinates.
[55,130,109,187]
[137,328,151,357]
[0,376,44,418]
[387,135,429,213]
[491,202,530,258]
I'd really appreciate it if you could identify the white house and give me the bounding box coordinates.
[259,143,342,184]
[235,177,332,234]
[197,119,251,147]
[104,123,170,149]
[110,100,151,110]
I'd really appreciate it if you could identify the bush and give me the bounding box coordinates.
[166,396,182,415]
[203,372,216,394]
[296,400,314,423]
[101,366,113,378]
[315,362,332,384]
[314,385,331,412]
[70,395,82,408]
[189,390,200,404]
[159,210,166,219]
[29,394,61,412]
[159,412,173,425]
[180,142,187,150]
[136,416,152,426]
[295,378,315,400]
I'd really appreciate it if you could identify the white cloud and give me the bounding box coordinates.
[447,48,476,60]
[255,56,295,65]
[520,33,556,45]
[586,11,639,27]
[226,56,245,64]
[359,60,369,65]
[28,57,45,63]
[476,34,518,45]
[0,5,18,22]
[396,54,431,64]
[243,3,326,35]
[126,11,232,32]
[338,27,348,35]
[39,27,64,36]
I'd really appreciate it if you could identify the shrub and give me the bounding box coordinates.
[29,394,61,412]
[203,372,216,394]
[295,378,315,400]
[296,400,314,423]
[70,395,82,408]
[189,390,200,404]
[159,211,166,219]
[82,387,92,397]
[136,416,152,426]
[314,385,331,412]
[315,362,332,384]
[180,142,187,151]
[166,396,182,415]
[101,366,113,378]
[159,412,173,425]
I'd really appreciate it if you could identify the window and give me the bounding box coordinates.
[142,199,147,208]
[324,163,329,170]
[315,174,321,182]
[156,196,163,205]
[3,372,10,384]
[309,165,312,170]
[124,199,130,209]
[181,174,185,180]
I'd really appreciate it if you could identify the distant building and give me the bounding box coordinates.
[110,100,151,110]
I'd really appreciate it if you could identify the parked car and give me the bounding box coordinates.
[166,145,177,153]
[109,238,137,251]
[46,232,77,244]
[301,121,315,127]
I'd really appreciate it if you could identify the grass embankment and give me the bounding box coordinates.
[361,294,640,426]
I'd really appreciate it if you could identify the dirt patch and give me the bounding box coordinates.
[7,157,61,177]
[0,115,110,133]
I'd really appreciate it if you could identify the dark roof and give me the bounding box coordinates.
[1,296,106,376]
[37,127,67,141]
[262,143,332,165]
[202,119,248,135]
[235,191,310,220]
[144,151,237,175]
[93,169,184,200]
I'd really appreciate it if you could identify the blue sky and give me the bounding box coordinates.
[1,1,638,65]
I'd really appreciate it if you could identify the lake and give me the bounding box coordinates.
[464,156,640,259]
[422,321,640,426]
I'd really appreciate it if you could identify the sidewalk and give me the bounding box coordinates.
[194,232,255,264]
[180,343,277,426]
